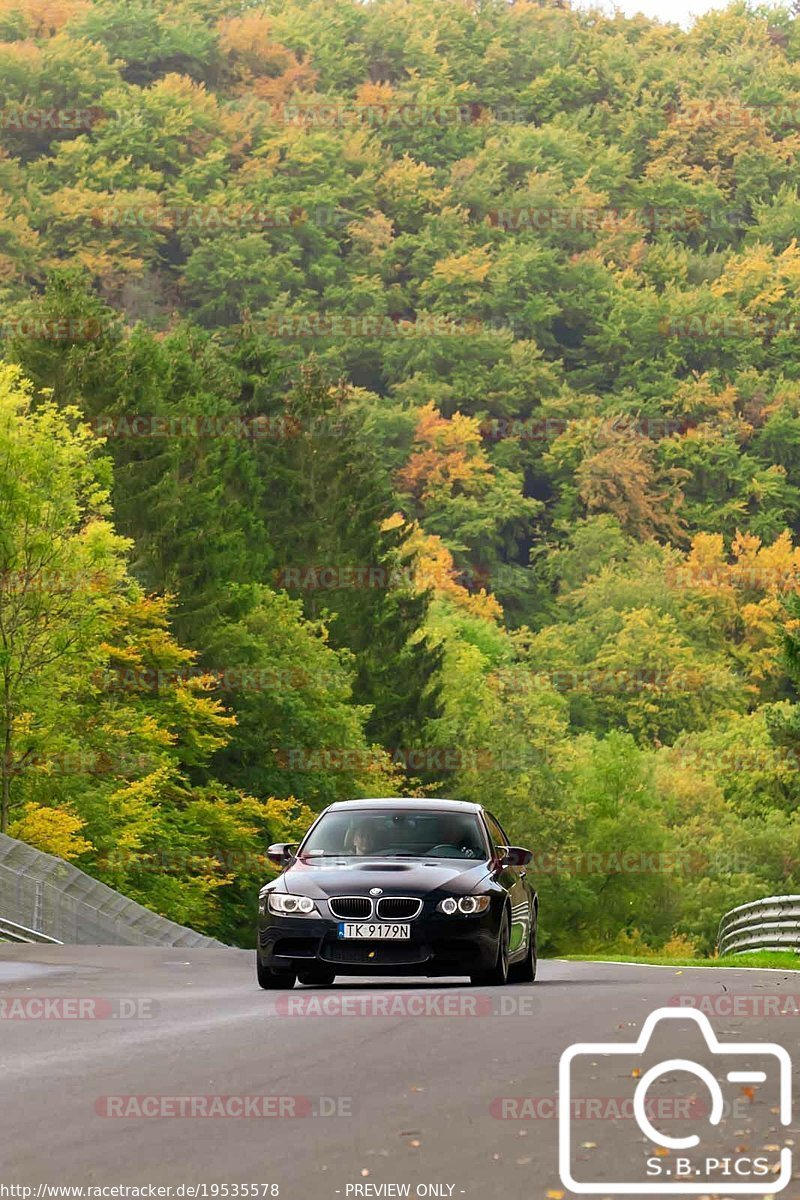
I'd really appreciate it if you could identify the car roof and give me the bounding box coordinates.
[325,797,485,814]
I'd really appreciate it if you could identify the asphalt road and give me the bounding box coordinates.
[1,947,799,1200]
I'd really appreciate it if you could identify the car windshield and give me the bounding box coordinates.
[299,810,488,860]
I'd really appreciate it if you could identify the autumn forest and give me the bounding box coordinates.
[2,0,800,951]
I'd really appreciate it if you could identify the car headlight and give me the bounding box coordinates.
[437,895,491,915]
[266,892,318,916]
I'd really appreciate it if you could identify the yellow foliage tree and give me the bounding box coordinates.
[217,12,316,99]
[432,246,492,285]
[397,402,492,502]
[398,518,504,622]
[670,529,800,689]
[9,802,92,860]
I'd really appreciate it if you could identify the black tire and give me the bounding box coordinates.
[257,954,297,990]
[297,966,336,986]
[508,907,537,984]
[470,912,510,986]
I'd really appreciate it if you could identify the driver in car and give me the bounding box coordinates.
[352,825,379,855]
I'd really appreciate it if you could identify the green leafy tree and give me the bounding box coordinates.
[259,364,442,753]
[0,363,128,831]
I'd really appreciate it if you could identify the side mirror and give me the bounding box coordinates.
[267,843,297,867]
[501,846,533,868]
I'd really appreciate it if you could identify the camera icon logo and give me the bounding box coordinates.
[559,1006,792,1194]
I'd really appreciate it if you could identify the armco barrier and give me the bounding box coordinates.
[718,895,800,956]
[0,915,62,944]
[0,832,225,947]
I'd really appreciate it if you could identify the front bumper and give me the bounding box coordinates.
[257,907,501,976]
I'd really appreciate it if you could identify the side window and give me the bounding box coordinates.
[484,812,508,856]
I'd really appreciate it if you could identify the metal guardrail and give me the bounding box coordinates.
[718,895,800,956]
[0,832,226,947]
[0,916,62,944]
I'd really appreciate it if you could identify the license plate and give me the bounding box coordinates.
[338,922,411,940]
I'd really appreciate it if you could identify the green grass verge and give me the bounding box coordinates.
[562,952,800,970]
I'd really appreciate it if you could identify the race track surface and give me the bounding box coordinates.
[1,947,799,1200]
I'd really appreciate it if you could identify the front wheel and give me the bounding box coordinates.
[470,913,510,986]
[508,908,537,984]
[257,954,296,990]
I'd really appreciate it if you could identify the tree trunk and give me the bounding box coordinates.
[1,734,10,834]
[1,697,11,834]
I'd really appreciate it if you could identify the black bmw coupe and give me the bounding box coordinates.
[257,797,537,988]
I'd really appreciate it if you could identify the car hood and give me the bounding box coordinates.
[273,857,491,898]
